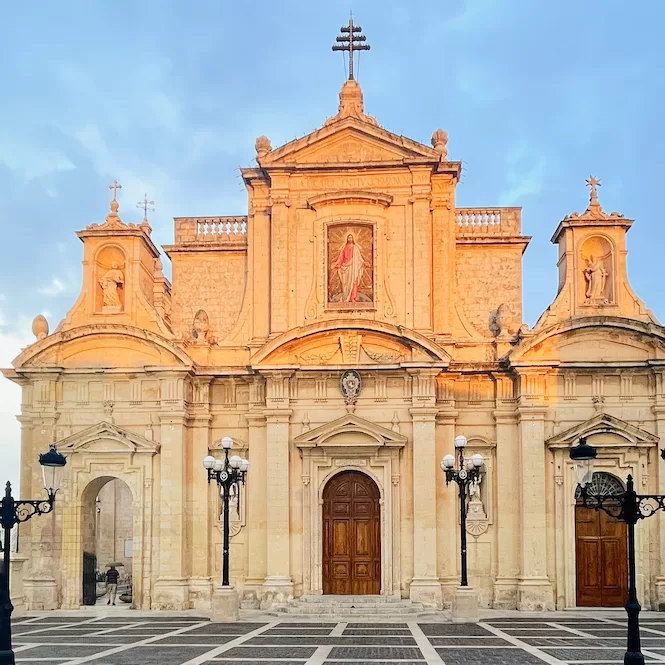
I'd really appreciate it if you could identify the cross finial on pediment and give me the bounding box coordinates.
[332,13,370,81]
[586,176,601,208]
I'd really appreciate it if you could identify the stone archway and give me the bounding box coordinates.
[322,470,381,595]
[80,476,135,606]
[575,472,627,607]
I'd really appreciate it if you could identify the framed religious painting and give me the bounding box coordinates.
[327,222,374,309]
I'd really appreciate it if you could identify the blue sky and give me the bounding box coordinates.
[1,0,664,489]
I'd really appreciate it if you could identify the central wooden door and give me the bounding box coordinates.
[323,471,381,595]
[575,503,627,606]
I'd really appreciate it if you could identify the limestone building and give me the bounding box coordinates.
[5,70,665,614]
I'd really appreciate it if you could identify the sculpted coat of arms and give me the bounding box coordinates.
[340,370,362,403]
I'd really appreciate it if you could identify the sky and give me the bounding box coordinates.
[0,0,664,492]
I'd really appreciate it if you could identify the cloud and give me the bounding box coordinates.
[498,139,549,206]
[38,278,66,296]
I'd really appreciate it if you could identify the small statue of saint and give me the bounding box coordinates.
[583,255,608,302]
[99,262,124,310]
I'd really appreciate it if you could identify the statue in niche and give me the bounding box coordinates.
[99,262,124,310]
[583,254,609,302]
[467,475,487,521]
[192,309,216,345]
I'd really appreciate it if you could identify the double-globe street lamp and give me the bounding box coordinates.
[570,437,665,665]
[203,436,248,622]
[0,445,67,665]
[441,434,483,621]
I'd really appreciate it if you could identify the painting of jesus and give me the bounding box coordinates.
[327,224,373,307]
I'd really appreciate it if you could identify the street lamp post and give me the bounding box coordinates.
[570,437,665,665]
[202,437,248,622]
[440,434,483,622]
[0,445,67,665]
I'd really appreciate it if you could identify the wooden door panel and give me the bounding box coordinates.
[576,503,627,607]
[323,471,381,595]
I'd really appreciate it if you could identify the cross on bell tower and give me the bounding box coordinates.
[332,15,371,81]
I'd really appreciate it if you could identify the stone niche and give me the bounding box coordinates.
[579,235,614,305]
[95,244,126,313]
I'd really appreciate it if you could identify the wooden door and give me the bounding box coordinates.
[575,504,627,607]
[323,471,381,595]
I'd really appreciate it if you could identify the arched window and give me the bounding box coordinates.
[575,471,624,500]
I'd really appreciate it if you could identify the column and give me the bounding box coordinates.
[269,181,290,335]
[153,396,189,609]
[245,412,267,605]
[492,405,520,608]
[409,368,441,607]
[189,411,212,609]
[410,168,433,333]
[437,406,459,607]
[249,183,270,342]
[517,401,554,611]
[652,387,665,609]
[262,409,293,606]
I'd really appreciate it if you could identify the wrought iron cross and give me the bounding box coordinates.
[332,15,370,81]
[137,193,155,219]
[109,180,122,201]
[586,176,601,204]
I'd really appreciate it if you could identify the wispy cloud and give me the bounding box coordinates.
[38,278,66,296]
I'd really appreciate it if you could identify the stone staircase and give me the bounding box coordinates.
[275,594,432,616]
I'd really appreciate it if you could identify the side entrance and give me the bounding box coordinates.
[575,472,628,607]
[322,470,381,595]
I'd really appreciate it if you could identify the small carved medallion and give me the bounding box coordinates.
[340,370,362,404]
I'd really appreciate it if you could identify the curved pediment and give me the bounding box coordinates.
[294,413,407,449]
[509,317,665,368]
[251,320,451,368]
[55,421,160,456]
[13,324,193,370]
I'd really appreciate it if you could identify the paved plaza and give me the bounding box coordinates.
[11,612,665,665]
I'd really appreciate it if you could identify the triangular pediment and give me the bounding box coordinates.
[294,413,407,448]
[261,120,441,167]
[546,413,659,448]
[55,421,160,455]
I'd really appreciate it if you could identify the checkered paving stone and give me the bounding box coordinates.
[13,615,665,664]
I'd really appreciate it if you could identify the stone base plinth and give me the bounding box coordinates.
[517,578,554,612]
[211,585,239,623]
[261,576,293,609]
[655,578,665,612]
[152,577,189,610]
[188,577,213,610]
[24,577,58,611]
[10,553,29,617]
[452,586,479,623]
[492,577,518,610]
[409,578,443,609]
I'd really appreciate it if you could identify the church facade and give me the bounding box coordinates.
[6,76,665,614]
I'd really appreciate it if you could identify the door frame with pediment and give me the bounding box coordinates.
[51,422,159,609]
[547,413,658,609]
[295,414,406,597]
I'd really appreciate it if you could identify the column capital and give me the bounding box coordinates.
[493,409,518,424]
[516,404,548,421]
[189,414,212,427]
[263,409,293,424]
[409,407,439,422]
[245,411,267,426]
[436,408,459,425]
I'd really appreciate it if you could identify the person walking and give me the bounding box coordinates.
[105,565,119,605]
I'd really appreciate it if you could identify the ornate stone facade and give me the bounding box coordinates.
[5,79,665,614]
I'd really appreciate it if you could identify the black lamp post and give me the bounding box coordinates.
[0,445,67,665]
[570,437,665,665]
[202,437,248,588]
[440,434,483,587]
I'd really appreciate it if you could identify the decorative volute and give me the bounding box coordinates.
[534,178,657,328]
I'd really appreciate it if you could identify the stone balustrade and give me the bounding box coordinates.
[174,216,248,245]
[455,207,521,236]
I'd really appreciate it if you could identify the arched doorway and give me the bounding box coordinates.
[81,476,134,606]
[322,470,380,595]
[575,472,627,607]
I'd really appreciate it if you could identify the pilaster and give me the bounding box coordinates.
[269,178,290,335]
[261,399,293,607]
[652,396,665,610]
[410,168,433,333]
[408,368,441,608]
[516,398,554,611]
[153,401,189,610]
[244,411,267,607]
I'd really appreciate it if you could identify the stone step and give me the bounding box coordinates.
[279,604,425,615]
[297,595,407,604]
